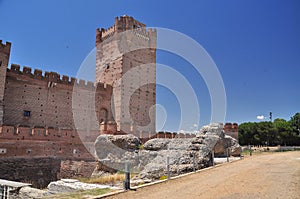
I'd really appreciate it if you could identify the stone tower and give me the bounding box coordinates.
[95,16,156,135]
[0,40,11,125]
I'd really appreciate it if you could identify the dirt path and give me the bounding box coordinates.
[104,151,300,199]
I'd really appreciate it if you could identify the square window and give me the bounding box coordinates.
[23,110,31,117]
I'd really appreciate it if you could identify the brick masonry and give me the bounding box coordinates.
[0,16,157,186]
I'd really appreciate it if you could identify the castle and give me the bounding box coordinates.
[0,16,156,159]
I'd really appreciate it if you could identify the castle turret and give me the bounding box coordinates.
[95,16,156,135]
[0,40,11,125]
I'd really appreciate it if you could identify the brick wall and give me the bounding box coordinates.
[96,16,156,134]
[0,40,11,125]
[3,66,113,130]
[0,125,96,159]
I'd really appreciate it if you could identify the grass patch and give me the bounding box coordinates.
[78,174,125,185]
[78,173,136,185]
[44,188,111,199]
[241,149,253,155]
[159,175,168,180]
[138,144,144,150]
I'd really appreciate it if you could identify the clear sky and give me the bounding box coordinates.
[0,0,299,132]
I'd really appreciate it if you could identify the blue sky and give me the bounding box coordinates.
[0,0,299,131]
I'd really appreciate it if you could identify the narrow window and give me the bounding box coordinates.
[23,110,31,117]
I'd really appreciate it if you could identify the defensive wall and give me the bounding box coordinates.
[3,64,113,129]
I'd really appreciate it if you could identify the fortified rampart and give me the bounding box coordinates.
[4,64,113,129]
[0,124,97,158]
[0,40,11,126]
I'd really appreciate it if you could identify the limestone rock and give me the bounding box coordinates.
[47,179,119,194]
[93,123,241,184]
[213,135,241,157]
[199,123,241,157]
[199,123,224,137]
[143,139,170,150]
[94,134,141,173]
[18,186,47,199]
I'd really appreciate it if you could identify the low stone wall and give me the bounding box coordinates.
[58,160,96,179]
[0,157,60,188]
[0,158,96,188]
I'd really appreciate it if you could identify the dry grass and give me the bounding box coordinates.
[78,173,136,185]
[44,188,111,199]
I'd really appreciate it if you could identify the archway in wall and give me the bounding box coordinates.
[99,108,108,124]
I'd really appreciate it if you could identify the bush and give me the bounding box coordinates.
[159,175,168,180]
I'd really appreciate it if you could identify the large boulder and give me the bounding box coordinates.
[17,186,47,199]
[134,137,212,183]
[199,123,241,157]
[93,123,241,184]
[93,134,215,184]
[93,134,141,173]
[199,123,224,137]
[47,179,119,194]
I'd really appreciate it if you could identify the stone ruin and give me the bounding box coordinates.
[93,123,241,184]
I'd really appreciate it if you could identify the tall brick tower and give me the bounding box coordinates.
[95,16,156,135]
[0,40,11,125]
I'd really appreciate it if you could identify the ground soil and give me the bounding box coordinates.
[104,151,300,199]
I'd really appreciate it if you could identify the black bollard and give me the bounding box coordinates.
[166,156,170,180]
[193,153,196,172]
[226,148,229,162]
[124,162,130,190]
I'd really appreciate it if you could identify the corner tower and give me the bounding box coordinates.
[95,16,156,135]
[0,40,11,125]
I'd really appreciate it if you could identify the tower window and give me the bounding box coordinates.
[23,110,31,117]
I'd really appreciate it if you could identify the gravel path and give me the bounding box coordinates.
[104,151,300,199]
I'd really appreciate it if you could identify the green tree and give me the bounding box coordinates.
[289,113,300,145]
[238,114,300,146]
[273,118,293,145]
[290,113,300,134]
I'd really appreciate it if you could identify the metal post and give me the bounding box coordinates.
[0,186,3,198]
[193,153,196,172]
[166,156,170,180]
[3,186,6,199]
[124,162,130,190]
[212,150,215,166]
[250,145,252,156]
[7,186,10,199]
[226,148,229,162]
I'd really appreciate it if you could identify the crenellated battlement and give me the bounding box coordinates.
[0,125,78,140]
[6,64,113,90]
[0,40,11,55]
[96,15,156,45]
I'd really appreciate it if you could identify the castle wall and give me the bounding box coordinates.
[0,125,96,159]
[3,65,113,131]
[0,157,96,188]
[0,40,11,125]
[0,157,61,188]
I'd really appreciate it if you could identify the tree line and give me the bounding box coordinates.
[238,113,300,146]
